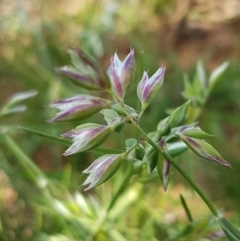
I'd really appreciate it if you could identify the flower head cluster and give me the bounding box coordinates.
[49,47,230,192]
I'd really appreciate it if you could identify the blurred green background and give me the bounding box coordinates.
[0,0,240,240]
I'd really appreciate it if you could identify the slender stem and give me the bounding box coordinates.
[180,194,193,222]
[107,162,133,211]
[138,109,145,120]
[163,151,218,216]
[114,100,218,217]
[19,126,123,154]
[130,120,218,217]
[107,143,137,211]
[86,143,137,239]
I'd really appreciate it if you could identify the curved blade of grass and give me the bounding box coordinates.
[19,126,70,146]
[2,135,92,234]
[218,216,240,241]
[2,134,45,184]
[19,126,122,154]
[180,194,193,222]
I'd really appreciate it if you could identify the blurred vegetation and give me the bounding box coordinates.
[0,0,240,240]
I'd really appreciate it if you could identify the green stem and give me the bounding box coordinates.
[180,194,193,222]
[107,162,133,211]
[130,121,218,217]
[114,100,218,217]
[87,144,137,239]
[163,151,218,216]
[107,143,137,211]
[19,126,123,154]
[138,109,145,120]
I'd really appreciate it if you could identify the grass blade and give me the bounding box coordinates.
[180,194,193,222]
[19,126,122,154]
[218,216,240,241]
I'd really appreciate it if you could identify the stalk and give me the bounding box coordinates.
[130,118,218,217]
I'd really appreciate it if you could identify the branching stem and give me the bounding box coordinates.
[128,116,218,217]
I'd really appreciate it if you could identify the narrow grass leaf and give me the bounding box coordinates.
[218,216,240,241]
